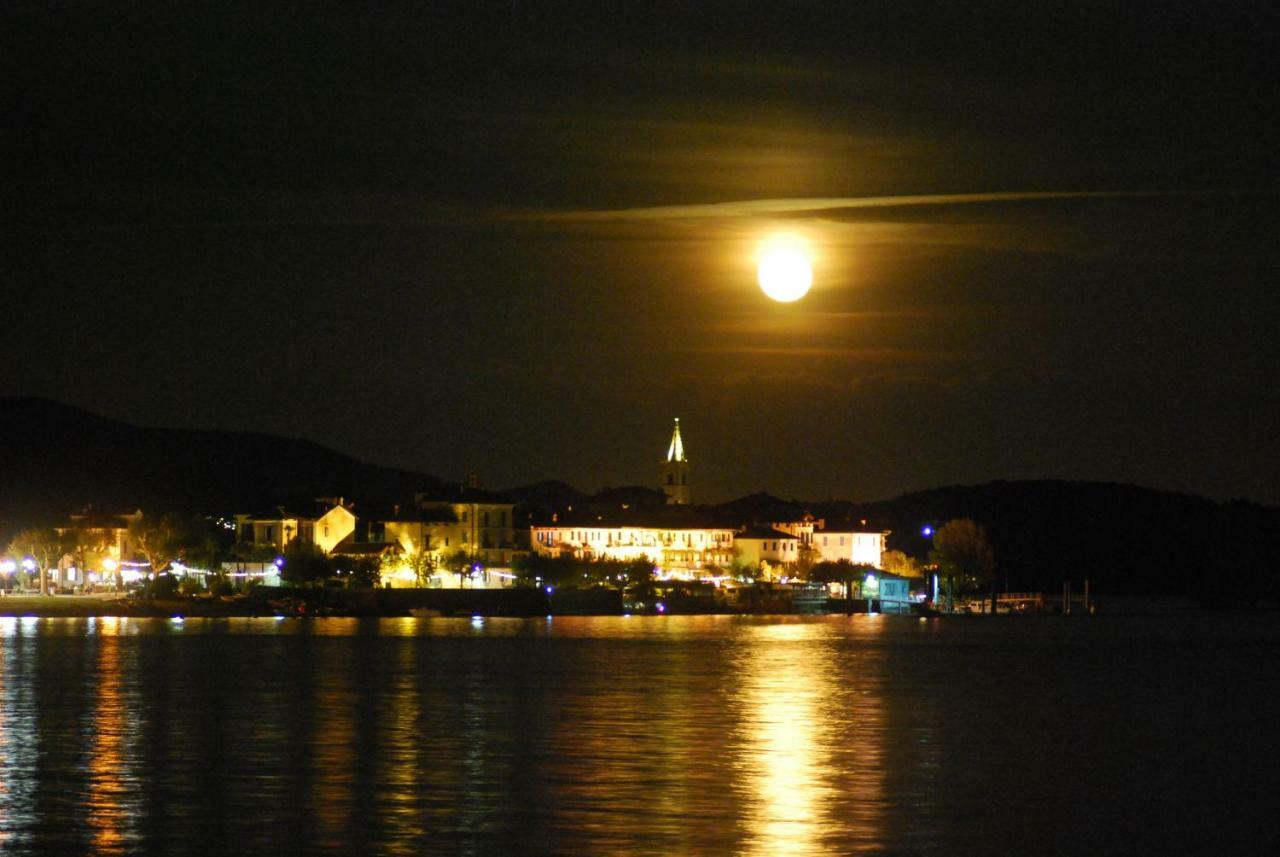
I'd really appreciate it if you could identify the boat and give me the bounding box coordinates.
[408,607,442,618]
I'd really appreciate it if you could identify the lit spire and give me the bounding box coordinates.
[666,418,686,463]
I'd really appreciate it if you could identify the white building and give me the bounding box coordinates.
[530,521,735,577]
[774,513,888,568]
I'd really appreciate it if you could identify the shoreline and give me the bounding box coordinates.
[1,594,1268,620]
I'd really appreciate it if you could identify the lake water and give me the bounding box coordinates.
[1,613,1277,855]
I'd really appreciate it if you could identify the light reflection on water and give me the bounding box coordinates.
[0,614,1277,855]
[85,619,141,854]
[736,622,838,855]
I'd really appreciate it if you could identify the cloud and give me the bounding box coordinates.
[531,190,1177,223]
[671,344,957,362]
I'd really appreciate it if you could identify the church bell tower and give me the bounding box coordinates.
[661,418,690,505]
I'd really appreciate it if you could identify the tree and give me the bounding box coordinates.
[810,559,867,599]
[402,547,438,587]
[342,556,382,589]
[181,516,233,573]
[7,528,68,595]
[729,558,764,583]
[929,518,996,610]
[333,553,382,588]
[882,550,921,578]
[279,541,332,588]
[616,558,656,587]
[793,542,819,578]
[64,525,113,590]
[512,553,654,589]
[439,548,476,587]
[127,513,190,579]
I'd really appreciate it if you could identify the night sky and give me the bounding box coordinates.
[6,2,1279,503]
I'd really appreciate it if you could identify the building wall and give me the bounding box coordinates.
[735,536,799,568]
[530,525,735,574]
[245,518,298,551]
[313,505,357,554]
[772,519,816,545]
[813,530,887,568]
[661,461,690,505]
[236,504,356,555]
[385,520,452,555]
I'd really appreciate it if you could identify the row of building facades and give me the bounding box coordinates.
[26,420,889,589]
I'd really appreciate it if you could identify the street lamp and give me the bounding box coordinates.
[103,557,119,591]
[920,524,940,604]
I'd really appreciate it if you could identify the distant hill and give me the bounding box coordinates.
[0,397,454,536]
[815,481,1280,599]
[501,480,589,514]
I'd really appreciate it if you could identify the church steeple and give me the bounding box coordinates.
[661,418,690,505]
[667,418,686,464]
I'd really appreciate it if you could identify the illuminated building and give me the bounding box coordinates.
[733,526,800,578]
[812,527,887,568]
[530,519,736,577]
[234,500,356,554]
[410,489,516,567]
[773,513,888,568]
[860,570,912,613]
[54,510,143,587]
[530,421,892,579]
[375,489,517,588]
[527,420,737,576]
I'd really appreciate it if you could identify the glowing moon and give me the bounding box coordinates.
[756,234,813,302]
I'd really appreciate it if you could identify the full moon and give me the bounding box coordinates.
[757,234,813,302]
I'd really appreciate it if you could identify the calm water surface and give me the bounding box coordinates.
[1,614,1277,855]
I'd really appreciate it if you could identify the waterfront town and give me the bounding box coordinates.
[2,420,931,614]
